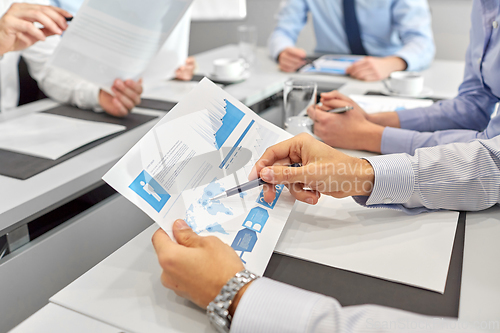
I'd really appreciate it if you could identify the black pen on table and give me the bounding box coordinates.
[210,163,302,201]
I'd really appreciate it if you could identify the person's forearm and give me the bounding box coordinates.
[367,112,401,128]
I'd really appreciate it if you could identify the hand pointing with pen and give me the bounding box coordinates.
[251,133,375,204]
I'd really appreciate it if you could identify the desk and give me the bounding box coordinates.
[8,45,494,333]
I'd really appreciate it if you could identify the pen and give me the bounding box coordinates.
[327,106,353,114]
[210,163,302,201]
[66,17,73,22]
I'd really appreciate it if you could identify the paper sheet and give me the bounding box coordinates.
[103,78,295,275]
[0,113,126,160]
[349,94,434,114]
[300,55,363,75]
[48,0,193,91]
[275,198,459,293]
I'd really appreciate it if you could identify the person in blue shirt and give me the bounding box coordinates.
[269,0,435,81]
[307,0,500,155]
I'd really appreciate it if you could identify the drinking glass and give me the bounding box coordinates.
[238,25,257,69]
[283,80,317,135]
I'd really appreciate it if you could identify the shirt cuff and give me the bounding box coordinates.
[268,35,295,61]
[381,127,417,154]
[231,277,324,333]
[363,154,415,206]
[394,49,422,72]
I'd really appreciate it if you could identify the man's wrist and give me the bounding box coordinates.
[228,280,252,317]
[385,56,408,71]
[359,123,384,153]
[366,112,401,128]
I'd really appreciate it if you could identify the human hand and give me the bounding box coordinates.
[99,79,143,117]
[345,56,407,81]
[175,57,196,81]
[0,3,72,55]
[152,220,245,309]
[251,133,375,204]
[308,91,384,152]
[278,47,307,72]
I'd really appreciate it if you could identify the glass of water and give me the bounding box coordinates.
[238,25,257,69]
[283,80,317,135]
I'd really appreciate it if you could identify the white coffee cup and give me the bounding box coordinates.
[386,71,424,96]
[213,58,245,79]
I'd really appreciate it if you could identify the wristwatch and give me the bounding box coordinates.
[207,270,259,333]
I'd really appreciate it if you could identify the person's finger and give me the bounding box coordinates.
[112,88,135,111]
[288,185,321,205]
[22,10,63,35]
[255,137,304,177]
[124,79,143,95]
[172,219,202,248]
[319,90,352,103]
[321,99,351,111]
[9,16,46,41]
[279,57,304,72]
[15,31,39,48]
[111,97,128,117]
[260,165,308,185]
[286,47,307,59]
[152,228,174,256]
[40,6,69,31]
[113,80,141,106]
[262,183,277,204]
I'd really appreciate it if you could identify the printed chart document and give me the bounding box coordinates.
[300,55,363,75]
[48,0,193,91]
[103,79,295,275]
[349,94,434,114]
[0,113,125,160]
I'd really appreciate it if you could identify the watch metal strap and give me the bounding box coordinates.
[207,270,259,333]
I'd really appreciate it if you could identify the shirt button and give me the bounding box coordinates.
[383,198,392,204]
[493,21,499,29]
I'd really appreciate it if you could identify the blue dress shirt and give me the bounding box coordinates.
[50,0,83,15]
[382,0,500,155]
[268,0,435,71]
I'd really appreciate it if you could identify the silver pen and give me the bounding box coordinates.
[327,106,353,113]
[210,163,302,201]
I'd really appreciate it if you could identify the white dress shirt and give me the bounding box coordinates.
[232,136,500,332]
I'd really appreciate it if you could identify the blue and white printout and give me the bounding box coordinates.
[103,78,295,275]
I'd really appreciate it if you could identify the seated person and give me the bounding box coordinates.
[0,1,142,116]
[151,133,496,332]
[310,0,499,155]
[269,0,435,81]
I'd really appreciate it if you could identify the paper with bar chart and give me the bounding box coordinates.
[103,78,295,275]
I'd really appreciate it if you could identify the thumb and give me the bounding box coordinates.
[172,219,201,248]
[260,165,307,184]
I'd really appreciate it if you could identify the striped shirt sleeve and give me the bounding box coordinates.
[354,137,500,214]
[231,277,477,333]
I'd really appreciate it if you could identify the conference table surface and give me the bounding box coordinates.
[8,45,500,332]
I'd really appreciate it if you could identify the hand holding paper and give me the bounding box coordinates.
[99,79,143,117]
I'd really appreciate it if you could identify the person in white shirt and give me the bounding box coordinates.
[150,133,498,332]
[0,1,142,116]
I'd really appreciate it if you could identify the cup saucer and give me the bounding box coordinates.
[381,86,434,99]
[208,71,250,84]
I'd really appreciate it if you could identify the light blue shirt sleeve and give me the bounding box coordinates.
[381,42,499,155]
[355,136,500,214]
[268,0,309,60]
[390,0,435,71]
